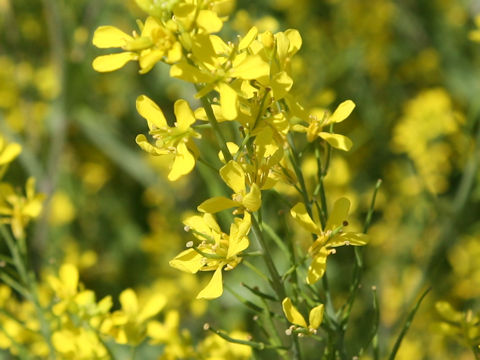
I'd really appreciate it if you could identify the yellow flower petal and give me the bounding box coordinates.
[92,26,133,48]
[22,199,43,218]
[309,304,324,330]
[197,196,239,213]
[306,247,329,284]
[196,266,224,300]
[135,134,167,155]
[436,302,464,323]
[218,82,238,120]
[328,232,369,247]
[119,288,138,315]
[174,99,196,130]
[328,100,355,124]
[290,203,320,234]
[166,42,183,63]
[136,95,167,129]
[52,330,76,353]
[230,55,269,80]
[238,26,258,51]
[282,298,307,328]
[184,213,221,239]
[138,294,167,323]
[92,52,137,72]
[170,61,213,83]
[139,48,164,74]
[0,142,21,165]
[218,142,239,162]
[271,71,293,100]
[220,161,245,194]
[169,249,203,273]
[59,264,79,295]
[227,213,251,258]
[325,197,350,231]
[243,183,261,212]
[168,142,195,181]
[318,132,353,151]
[196,10,223,33]
[285,29,302,55]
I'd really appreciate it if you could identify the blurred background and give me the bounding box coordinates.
[1,0,480,358]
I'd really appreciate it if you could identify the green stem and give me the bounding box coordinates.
[198,92,232,162]
[314,144,328,227]
[207,324,286,351]
[287,134,311,217]
[341,179,382,324]
[251,215,285,300]
[388,288,430,360]
[262,222,290,258]
[0,225,56,359]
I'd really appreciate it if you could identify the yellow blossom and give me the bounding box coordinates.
[135,95,200,181]
[292,100,355,151]
[0,134,21,167]
[0,177,44,239]
[92,16,182,73]
[170,29,270,120]
[282,297,324,334]
[197,160,261,214]
[290,197,369,284]
[101,288,167,345]
[169,212,251,299]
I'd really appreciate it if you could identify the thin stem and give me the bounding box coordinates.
[251,215,285,300]
[314,144,328,227]
[388,288,431,360]
[34,0,68,259]
[198,92,232,162]
[341,179,382,324]
[0,225,56,359]
[287,134,311,217]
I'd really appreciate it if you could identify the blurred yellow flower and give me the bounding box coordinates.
[0,177,44,239]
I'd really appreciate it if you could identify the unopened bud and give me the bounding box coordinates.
[262,31,274,48]
[203,323,210,330]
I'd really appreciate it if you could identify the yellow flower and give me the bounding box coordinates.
[148,310,196,358]
[135,95,200,181]
[92,16,182,73]
[52,328,109,360]
[47,264,112,323]
[169,212,251,299]
[170,29,270,120]
[0,177,44,239]
[101,288,167,345]
[197,160,261,214]
[251,28,303,100]
[0,134,21,167]
[282,297,324,335]
[435,301,480,347]
[292,100,355,151]
[290,198,369,284]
